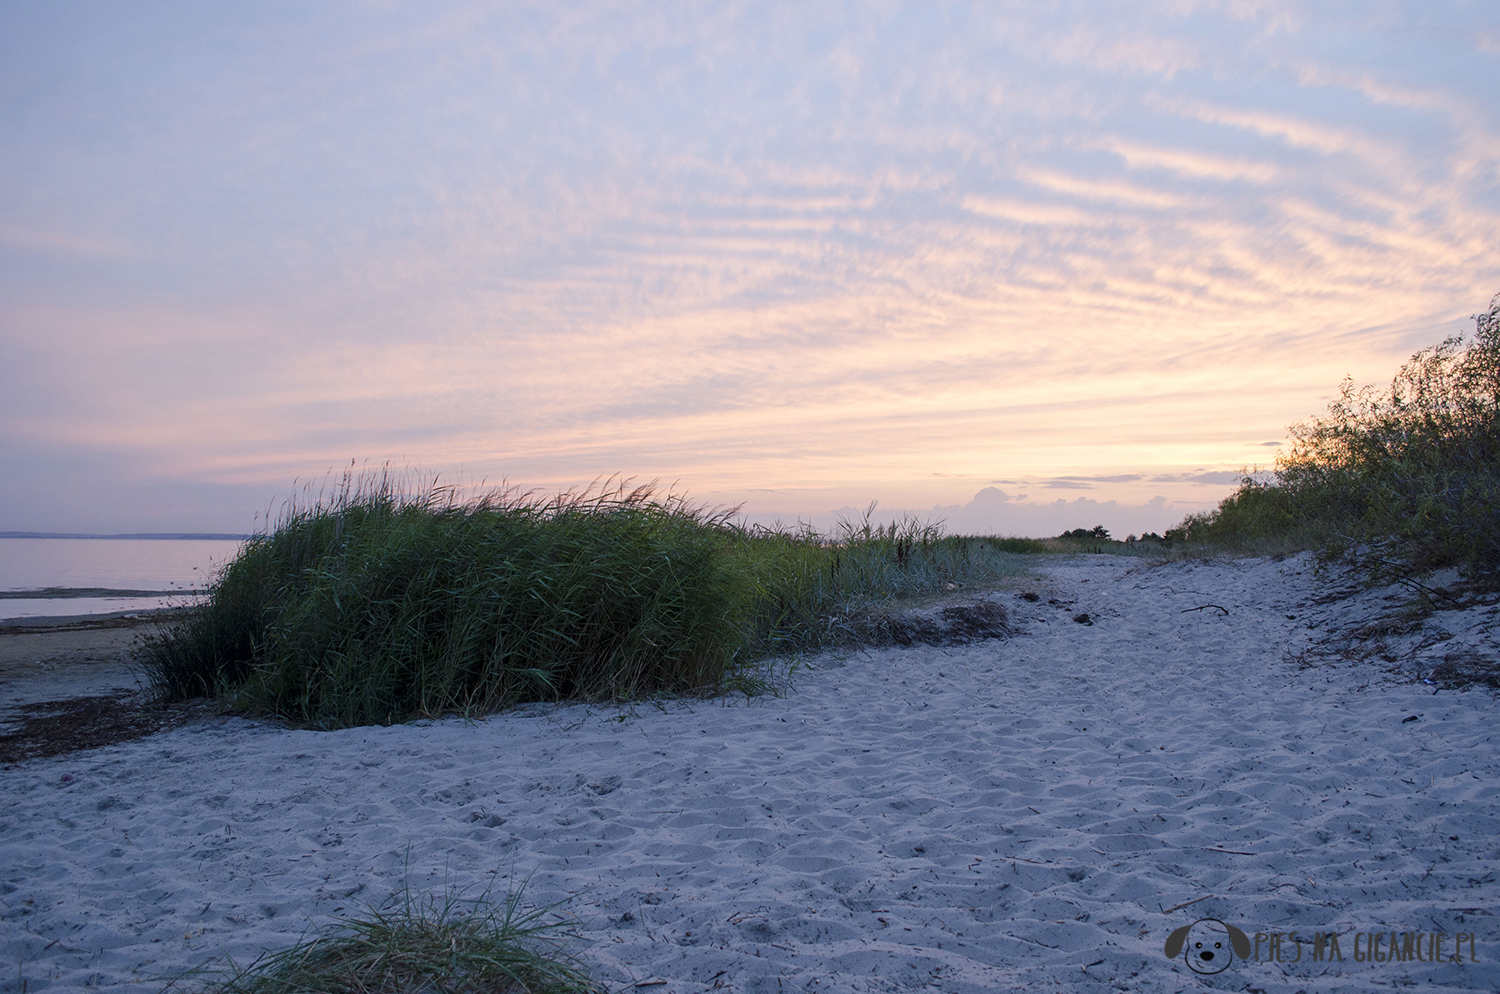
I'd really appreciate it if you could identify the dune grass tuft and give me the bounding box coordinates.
[175,885,601,994]
[144,475,745,726]
[142,480,1038,727]
[1168,292,1500,587]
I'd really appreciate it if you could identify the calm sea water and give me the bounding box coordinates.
[0,537,245,621]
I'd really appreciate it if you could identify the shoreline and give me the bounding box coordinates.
[0,607,188,632]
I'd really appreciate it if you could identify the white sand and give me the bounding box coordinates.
[3,555,1498,993]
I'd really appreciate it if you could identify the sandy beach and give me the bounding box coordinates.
[2,554,1498,993]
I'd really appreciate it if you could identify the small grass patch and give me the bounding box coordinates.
[731,507,1041,655]
[172,885,601,994]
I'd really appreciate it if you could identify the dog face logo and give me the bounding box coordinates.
[1164,918,1251,974]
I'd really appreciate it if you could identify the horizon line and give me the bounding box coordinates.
[0,532,251,541]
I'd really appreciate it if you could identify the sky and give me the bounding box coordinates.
[3,1,1498,537]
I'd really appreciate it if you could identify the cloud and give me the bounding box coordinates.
[1,4,1497,530]
[1103,141,1280,184]
[922,489,1183,538]
[1149,471,1247,485]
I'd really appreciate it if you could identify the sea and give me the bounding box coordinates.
[0,536,247,622]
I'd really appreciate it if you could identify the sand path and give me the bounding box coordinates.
[2,555,1497,992]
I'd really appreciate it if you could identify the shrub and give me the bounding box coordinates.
[1171,293,1500,585]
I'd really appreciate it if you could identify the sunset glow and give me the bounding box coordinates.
[3,2,1498,536]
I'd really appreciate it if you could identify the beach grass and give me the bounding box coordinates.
[144,477,744,726]
[1167,292,1500,588]
[141,477,1040,727]
[730,506,1043,656]
[174,884,601,994]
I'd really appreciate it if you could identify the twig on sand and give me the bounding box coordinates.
[1163,893,1214,914]
[1181,604,1230,616]
[1364,557,1466,607]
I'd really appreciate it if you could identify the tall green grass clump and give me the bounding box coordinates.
[1171,293,1500,585]
[146,470,1050,728]
[144,475,746,726]
[145,480,1040,728]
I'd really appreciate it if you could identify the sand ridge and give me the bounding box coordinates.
[2,554,1497,992]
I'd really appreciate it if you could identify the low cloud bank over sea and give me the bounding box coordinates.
[752,485,1218,540]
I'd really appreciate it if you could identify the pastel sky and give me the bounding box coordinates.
[3,2,1499,536]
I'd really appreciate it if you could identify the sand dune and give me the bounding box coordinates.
[3,554,1498,992]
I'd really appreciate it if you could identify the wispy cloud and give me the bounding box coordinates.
[1,2,1497,531]
[1150,471,1248,485]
